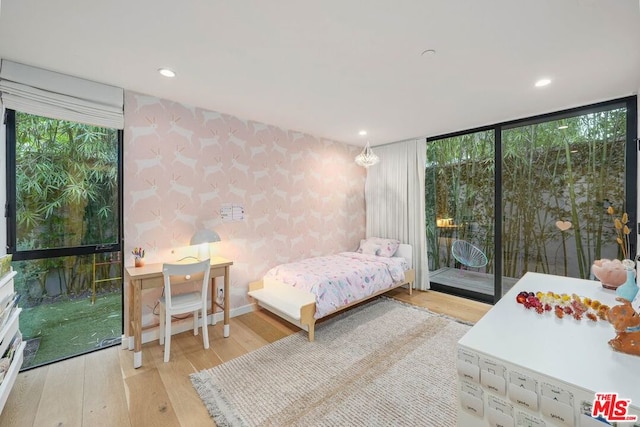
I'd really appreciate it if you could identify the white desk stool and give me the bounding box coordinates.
[159,259,211,363]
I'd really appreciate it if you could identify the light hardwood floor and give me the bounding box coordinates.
[0,290,491,427]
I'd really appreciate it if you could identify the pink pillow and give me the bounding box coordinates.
[360,241,381,256]
[372,238,400,257]
[357,237,400,257]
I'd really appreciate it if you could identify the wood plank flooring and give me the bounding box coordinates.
[0,290,491,427]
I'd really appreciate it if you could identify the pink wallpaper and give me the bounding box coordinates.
[123,91,366,326]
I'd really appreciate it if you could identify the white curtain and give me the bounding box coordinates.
[0,60,124,129]
[365,138,430,290]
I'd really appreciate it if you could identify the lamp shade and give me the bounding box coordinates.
[190,229,220,260]
[190,229,221,245]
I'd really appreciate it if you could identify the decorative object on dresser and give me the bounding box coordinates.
[606,205,631,260]
[607,297,640,356]
[248,241,415,341]
[615,258,639,302]
[515,289,610,321]
[591,258,627,290]
[191,298,469,427]
[591,205,636,291]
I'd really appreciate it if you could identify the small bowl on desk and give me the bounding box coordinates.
[591,259,627,290]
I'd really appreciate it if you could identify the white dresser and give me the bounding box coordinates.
[0,270,25,414]
[457,272,640,427]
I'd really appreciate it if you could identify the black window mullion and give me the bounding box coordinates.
[5,110,16,254]
[494,125,502,304]
[625,98,638,259]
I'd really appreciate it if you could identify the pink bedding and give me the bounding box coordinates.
[263,252,408,318]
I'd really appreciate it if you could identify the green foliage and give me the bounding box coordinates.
[427,108,628,280]
[16,113,118,247]
[14,112,119,299]
[427,130,495,271]
[19,292,122,368]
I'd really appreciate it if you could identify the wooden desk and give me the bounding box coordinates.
[125,257,233,368]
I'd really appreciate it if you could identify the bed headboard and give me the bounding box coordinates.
[394,244,413,269]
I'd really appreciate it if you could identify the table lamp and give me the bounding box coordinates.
[190,229,220,260]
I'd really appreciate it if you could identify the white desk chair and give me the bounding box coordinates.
[159,259,211,362]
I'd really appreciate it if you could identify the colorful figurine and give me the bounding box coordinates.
[607,297,640,356]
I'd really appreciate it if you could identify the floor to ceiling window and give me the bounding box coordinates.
[425,130,496,301]
[426,96,637,303]
[6,110,123,369]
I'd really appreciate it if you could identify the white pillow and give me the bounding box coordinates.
[361,241,381,256]
[358,237,400,257]
[373,238,400,257]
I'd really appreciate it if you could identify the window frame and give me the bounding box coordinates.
[426,95,638,303]
[5,109,124,261]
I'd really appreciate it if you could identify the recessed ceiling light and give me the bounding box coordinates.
[158,68,176,78]
[358,130,367,136]
[558,125,569,130]
[421,49,436,56]
[535,78,551,87]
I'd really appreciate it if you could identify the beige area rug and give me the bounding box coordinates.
[190,297,471,426]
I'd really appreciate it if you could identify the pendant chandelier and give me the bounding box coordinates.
[354,141,379,168]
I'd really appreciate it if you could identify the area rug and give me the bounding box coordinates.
[190,297,471,426]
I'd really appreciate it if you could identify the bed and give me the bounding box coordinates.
[248,240,415,341]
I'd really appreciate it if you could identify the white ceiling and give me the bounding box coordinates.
[0,0,639,146]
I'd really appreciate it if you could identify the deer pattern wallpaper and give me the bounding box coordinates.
[123,91,366,327]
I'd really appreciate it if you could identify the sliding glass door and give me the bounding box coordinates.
[501,103,632,290]
[425,130,496,302]
[426,96,637,303]
[6,110,123,368]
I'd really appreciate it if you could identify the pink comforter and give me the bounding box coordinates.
[263,252,408,318]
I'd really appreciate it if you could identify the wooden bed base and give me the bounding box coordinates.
[248,268,415,342]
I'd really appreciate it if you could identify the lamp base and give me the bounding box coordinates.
[197,243,210,261]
